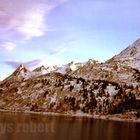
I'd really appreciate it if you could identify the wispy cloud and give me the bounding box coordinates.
[50,46,67,55]
[49,40,75,55]
[0,0,67,40]
[0,41,16,51]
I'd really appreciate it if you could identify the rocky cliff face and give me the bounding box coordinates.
[0,39,140,117]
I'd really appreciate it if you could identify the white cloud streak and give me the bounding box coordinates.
[50,46,67,55]
[0,41,16,51]
[0,0,66,39]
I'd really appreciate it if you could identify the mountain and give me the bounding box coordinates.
[108,39,140,70]
[73,39,140,91]
[32,65,56,76]
[0,68,135,116]
[2,64,32,83]
[0,61,84,83]
[0,39,140,120]
[32,61,84,76]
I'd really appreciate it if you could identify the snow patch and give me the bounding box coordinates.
[105,84,119,96]
[50,93,57,104]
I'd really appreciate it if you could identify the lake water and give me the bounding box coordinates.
[0,112,140,140]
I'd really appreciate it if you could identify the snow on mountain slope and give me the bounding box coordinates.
[32,61,84,76]
[32,65,56,76]
[0,61,84,83]
[73,61,140,87]
[57,61,84,74]
[108,39,140,70]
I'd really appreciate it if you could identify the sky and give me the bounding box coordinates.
[0,0,140,79]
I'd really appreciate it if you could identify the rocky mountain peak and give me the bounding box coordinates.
[115,38,140,59]
[13,64,27,76]
[33,65,47,72]
[107,38,140,70]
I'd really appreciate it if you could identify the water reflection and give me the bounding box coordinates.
[0,112,140,140]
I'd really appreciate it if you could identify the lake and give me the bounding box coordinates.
[0,112,140,140]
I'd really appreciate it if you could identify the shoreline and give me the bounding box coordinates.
[0,109,140,123]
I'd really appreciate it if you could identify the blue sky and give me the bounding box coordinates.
[0,0,140,79]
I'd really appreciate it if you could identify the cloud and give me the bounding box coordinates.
[49,40,75,55]
[49,46,67,55]
[4,59,42,69]
[0,0,67,39]
[0,41,16,51]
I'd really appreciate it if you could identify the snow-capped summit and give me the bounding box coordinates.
[108,38,140,70]
[2,64,32,82]
[13,64,32,81]
[13,64,27,76]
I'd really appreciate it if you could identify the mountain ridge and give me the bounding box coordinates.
[0,39,140,120]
